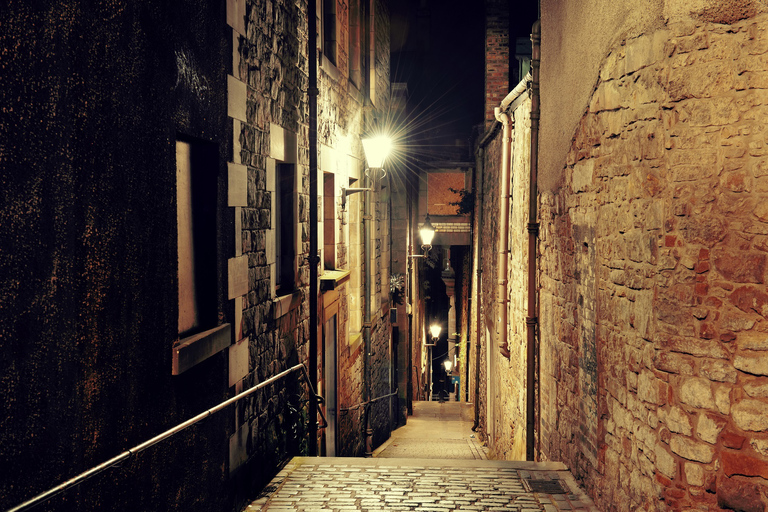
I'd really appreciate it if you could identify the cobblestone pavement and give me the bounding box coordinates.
[373,401,487,460]
[246,402,598,511]
[246,458,598,511]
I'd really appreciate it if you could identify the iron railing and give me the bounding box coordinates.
[338,388,399,413]
[6,363,325,512]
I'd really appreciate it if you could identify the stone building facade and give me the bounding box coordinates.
[475,89,533,461]
[1,0,395,510]
[476,1,768,511]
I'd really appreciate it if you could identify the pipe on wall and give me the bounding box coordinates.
[308,0,319,457]
[526,19,541,462]
[363,0,374,458]
[493,107,512,360]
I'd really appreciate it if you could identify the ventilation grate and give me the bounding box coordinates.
[523,478,569,494]
[255,485,279,499]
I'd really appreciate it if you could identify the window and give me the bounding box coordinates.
[349,0,361,87]
[368,0,375,104]
[323,173,336,269]
[323,0,337,66]
[176,139,218,336]
[276,163,296,293]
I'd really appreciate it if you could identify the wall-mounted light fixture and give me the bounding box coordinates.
[443,359,453,373]
[408,213,436,259]
[341,126,391,211]
[340,186,371,210]
[361,133,392,170]
[425,323,441,346]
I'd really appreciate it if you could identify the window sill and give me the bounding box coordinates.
[273,290,302,319]
[320,269,351,292]
[320,54,340,82]
[348,83,363,104]
[173,323,231,375]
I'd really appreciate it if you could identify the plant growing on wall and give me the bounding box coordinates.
[449,187,474,215]
[390,273,405,305]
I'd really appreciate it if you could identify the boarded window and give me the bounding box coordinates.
[276,163,297,293]
[176,139,217,335]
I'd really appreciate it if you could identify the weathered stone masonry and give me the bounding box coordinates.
[477,93,532,462]
[228,0,393,470]
[539,14,768,512]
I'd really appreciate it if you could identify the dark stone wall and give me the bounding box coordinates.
[233,0,310,496]
[0,1,233,511]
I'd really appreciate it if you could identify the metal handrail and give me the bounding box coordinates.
[339,388,399,413]
[7,363,324,512]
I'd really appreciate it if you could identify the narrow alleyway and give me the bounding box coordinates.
[373,401,487,459]
[246,402,599,511]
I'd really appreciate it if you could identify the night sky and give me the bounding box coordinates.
[389,0,539,153]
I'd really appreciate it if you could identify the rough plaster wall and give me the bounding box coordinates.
[540,10,768,511]
[0,2,232,511]
[540,0,666,193]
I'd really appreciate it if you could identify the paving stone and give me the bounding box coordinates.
[251,401,596,511]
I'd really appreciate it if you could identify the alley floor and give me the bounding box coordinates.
[246,402,598,511]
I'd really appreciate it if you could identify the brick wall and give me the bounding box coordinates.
[484,0,510,128]
[539,14,768,511]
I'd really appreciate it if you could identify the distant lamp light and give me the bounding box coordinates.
[361,133,392,169]
[443,359,453,373]
[419,214,435,250]
[429,324,442,340]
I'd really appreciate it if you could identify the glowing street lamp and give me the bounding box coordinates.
[443,359,453,373]
[361,133,392,169]
[429,323,442,340]
[419,214,435,252]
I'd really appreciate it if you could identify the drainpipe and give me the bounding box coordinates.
[308,0,319,457]
[526,19,541,462]
[494,107,512,360]
[472,121,498,431]
[363,170,373,456]
[363,0,374,458]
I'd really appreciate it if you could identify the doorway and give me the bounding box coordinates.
[323,314,338,456]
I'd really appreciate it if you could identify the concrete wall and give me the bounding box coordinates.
[539,3,768,510]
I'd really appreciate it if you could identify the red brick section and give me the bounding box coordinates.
[428,173,464,216]
[484,0,509,128]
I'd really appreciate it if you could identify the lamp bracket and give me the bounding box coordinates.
[340,187,372,210]
[344,187,372,195]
